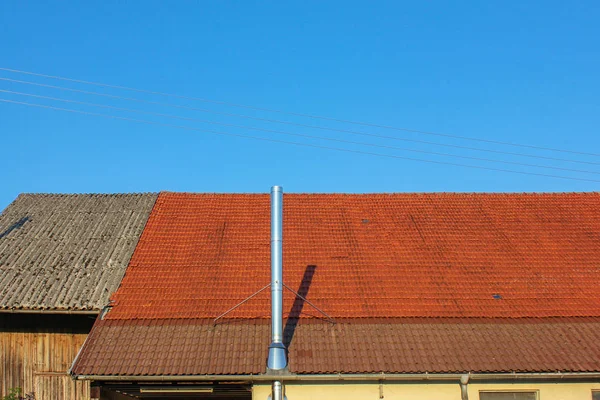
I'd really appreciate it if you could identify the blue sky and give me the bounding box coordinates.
[1,1,599,210]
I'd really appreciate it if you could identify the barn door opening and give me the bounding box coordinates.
[97,382,252,400]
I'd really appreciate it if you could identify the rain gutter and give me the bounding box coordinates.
[72,372,600,382]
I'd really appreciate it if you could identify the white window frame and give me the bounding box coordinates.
[479,390,539,400]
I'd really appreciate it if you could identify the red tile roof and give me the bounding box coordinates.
[71,317,600,376]
[108,192,600,320]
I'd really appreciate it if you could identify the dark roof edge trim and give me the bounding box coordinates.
[68,325,94,378]
[73,372,600,382]
[0,309,99,315]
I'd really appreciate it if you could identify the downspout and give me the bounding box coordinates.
[267,186,287,400]
[460,374,469,400]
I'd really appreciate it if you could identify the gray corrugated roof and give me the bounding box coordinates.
[0,193,157,311]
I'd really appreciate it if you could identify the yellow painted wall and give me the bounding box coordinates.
[253,381,600,400]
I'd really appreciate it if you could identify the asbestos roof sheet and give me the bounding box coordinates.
[71,317,600,376]
[108,192,600,320]
[0,193,157,311]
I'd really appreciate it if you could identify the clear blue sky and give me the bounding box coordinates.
[1,1,599,210]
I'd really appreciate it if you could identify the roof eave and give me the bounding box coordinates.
[0,308,99,315]
[72,372,600,383]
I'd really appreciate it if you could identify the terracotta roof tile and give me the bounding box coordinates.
[71,192,600,376]
[71,317,600,375]
[107,192,600,319]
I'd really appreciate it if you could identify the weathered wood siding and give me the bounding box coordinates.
[0,314,94,400]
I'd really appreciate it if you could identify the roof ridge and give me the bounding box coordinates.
[17,192,159,197]
[158,191,600,196]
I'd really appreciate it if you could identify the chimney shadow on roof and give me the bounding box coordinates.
[283,264,316,349]
[0,216,30,239]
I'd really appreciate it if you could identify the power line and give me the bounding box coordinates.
[3,88,599,176]
[1,66,598,158]
[2,97,599,184]
[2,76,598,167]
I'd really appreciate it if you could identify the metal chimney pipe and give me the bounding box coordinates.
[267,186,287,371]
[271,381,284,400]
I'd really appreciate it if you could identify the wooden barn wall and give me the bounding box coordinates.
[0,313,95,400]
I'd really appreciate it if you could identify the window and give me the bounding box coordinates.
[480,392,537,400]
[592,390,600,400]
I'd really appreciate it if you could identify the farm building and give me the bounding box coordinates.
[67,190,600,400]
[0,193,157,399]
[2,190,600,399]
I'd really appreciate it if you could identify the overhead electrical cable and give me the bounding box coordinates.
[1,97,599,184]
[2,88,598,176]
[1,66,598,157]
[1,77,597,167]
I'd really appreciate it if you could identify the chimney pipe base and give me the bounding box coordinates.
[267,342,288,370]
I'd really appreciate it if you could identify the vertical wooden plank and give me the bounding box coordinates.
[1,315,91,400]
[34,374,90,400]
[12,329,20,391]
[0,331,4,396]
[27,331,36,395]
